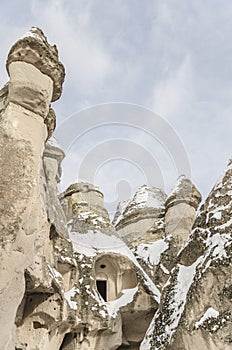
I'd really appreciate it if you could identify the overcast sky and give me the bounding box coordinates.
[1,1,232,214]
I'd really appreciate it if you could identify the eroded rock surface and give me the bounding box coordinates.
[0,27,60,350]
[59,182,160,349]
[141,161,232,350]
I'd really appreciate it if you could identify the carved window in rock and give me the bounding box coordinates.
[95,256,137,302]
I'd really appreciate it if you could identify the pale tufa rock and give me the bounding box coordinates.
[1,28,231,350]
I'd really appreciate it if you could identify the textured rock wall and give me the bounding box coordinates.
[0,27,67,350]
[140,162,232,350]
[0,31,56,349]
[59,182,159,350]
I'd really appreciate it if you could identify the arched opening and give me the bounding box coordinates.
[94,255,138,302]
[95,258,118,301]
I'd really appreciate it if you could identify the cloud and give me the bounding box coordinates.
[151,54,194,119]
[1,0,232,205]
[30,0,113,92]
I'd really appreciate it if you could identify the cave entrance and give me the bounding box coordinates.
[96,280,107,301]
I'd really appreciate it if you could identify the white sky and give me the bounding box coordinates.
[1,0,232,214]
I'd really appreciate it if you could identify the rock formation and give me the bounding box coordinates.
[59,182,160,349]
[140,161,232,350]
[0,28,231,350]
[0,27,64,350]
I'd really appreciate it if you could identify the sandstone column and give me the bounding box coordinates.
[165,175,201,251]
[0,27,64,350]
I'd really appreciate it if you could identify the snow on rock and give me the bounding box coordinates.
[131,185,166,209]
[21,27,43,41]
[113,185,167,226]
[91,286,139,318]
[133,239,169,266]
[70,229,132,257]
[106,287,139,318]
[206,233,231,260]
[74,210,109,229]
[47,264,63,289]
[70,229,161,303]
[195,308,219,329]
[170,259,202,327]
[169,175,188,196]
[140,229,231,348]
[141,160,232,349]
[165,175,201,210]
[46,136,62,150]
[64,286,78,310]
[140,257,202,350]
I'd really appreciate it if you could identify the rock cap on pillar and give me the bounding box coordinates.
[165,175,202,211]
[62,182,104,199]
[6,26,65,102]
[44,135,65,182]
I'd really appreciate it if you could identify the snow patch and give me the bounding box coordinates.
[134,239,169,265]
[195,307,219,329]
[47,265,63,287]
[205,233,231,260]
[21,27,43,41]
[140,257,202,350]
[64,287,78,310]
[212,211,222,220]
[106,287,138,318]
[168,258,202,333]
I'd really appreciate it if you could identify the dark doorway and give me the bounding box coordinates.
[96,280,107,301]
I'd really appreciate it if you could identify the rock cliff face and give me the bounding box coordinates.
[0,28,231,350]
[140,161,232,350]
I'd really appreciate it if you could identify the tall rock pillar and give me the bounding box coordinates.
[165,175,201,250]
[0,27,64,350]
